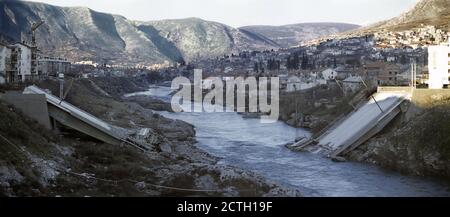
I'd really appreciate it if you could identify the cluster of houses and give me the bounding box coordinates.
[374,25,449,49]
[71,62,154,79]
[0,41,70,84]
[181,32,426,95]
[279,62,412,95]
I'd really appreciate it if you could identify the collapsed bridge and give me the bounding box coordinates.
[289,87,412,159]
[2,85,153,151]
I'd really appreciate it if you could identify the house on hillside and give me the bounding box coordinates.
[342,76,363,95]
[364,62,409,86]
[320,68,337,80]
[286,75,326,92]
[286,75,302,92]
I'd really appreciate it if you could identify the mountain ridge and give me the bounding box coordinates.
[0,1,360,66]
[239,22,360,48]
[349,0,450,35]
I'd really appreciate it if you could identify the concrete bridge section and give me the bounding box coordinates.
[292,87,412,159]
[22,85,152,151]
[0,91,52,129]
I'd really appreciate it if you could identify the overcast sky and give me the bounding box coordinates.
[29,0,418,27]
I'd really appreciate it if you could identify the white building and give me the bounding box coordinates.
[342,76,363,94]
[10,42,33,82]
[0,42,12,84]
[428,43,450,89]
[38,56,71,77]
[286,76,302,92]
[224,66,233,74]
[320,68,337,80]
[286,75,326,92]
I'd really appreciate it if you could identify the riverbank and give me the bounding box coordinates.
[121,77,450,181]
[0,77,301,196]
[138,85,450,196]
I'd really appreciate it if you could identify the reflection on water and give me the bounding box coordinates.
[129,86,450,197]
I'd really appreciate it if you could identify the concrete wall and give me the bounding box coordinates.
[0,92,52,129]
[377,86,413,93]
[377,87,450,108]
[411,89,450,108]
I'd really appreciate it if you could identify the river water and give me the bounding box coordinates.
[126,86,450,197]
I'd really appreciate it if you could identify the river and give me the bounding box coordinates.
[126,86,450,197]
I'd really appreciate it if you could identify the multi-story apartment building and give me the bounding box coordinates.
[428,41,450,89]
[0,42,12,84]
[38,56,71,77]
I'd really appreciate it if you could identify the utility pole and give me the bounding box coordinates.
[59,73,64,100]
[359,77,384,113]
[410,59,417,88]
[294,84,300,140]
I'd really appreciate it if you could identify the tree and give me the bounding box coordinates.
[286,56,292,70]
[301,53,308,70]
[267,58,279,71]
[254,62,259,73]
[399,55,408,64]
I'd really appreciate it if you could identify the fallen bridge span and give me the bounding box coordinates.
[289,88,412,159]
[23,85,152,151]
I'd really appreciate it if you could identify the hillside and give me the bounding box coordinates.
[349,0,450,35]
[240,23,360,48]
[375,0,450,31]
[0,1,279,66]
[136,18,279,61]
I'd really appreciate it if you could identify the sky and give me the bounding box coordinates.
[29,0,419,27]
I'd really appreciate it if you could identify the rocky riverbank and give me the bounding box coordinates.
[0,77,301,196]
